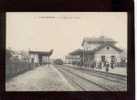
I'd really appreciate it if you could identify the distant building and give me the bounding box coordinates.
[67,36,126,68]
[29,50,53,65]
[65,54,81,64]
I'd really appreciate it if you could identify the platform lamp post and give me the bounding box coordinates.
[82,47,85,68]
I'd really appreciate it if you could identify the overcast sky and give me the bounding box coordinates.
[6,12,127,59]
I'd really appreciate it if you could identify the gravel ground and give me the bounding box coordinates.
[6,64,127,91]
[6,65,75,91]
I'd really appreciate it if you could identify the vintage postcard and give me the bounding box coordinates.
[5,12,127,91]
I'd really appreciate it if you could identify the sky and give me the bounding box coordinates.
[6,12,127,59]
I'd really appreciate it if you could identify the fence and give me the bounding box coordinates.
[6,61,38,80]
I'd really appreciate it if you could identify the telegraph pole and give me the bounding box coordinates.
[83,48,85,67]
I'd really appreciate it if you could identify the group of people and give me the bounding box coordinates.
[95,60,116,72]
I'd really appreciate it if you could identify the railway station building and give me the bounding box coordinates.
[67,36,126,68]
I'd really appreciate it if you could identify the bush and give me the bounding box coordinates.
[5,49,36,80]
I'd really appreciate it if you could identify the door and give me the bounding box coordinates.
[101,55,106,62]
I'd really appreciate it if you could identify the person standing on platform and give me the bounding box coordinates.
[106,61,109,72]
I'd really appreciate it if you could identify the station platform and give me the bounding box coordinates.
[6,65,75,91]
[65,64,127,76]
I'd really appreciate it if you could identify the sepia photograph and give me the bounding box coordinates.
[6,12,127,91]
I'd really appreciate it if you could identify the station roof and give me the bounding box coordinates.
[81,36,117,46]
[69,49,83,55]
[69,44,122,56]
[29,50,51,56]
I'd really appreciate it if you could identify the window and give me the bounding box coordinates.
[106,46,110,50]
[101,56,105,62]
[111,56,116,62]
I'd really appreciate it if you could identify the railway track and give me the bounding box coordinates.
[56,67,87,91]
[56,66,108,91]
[64,65,127,85]
[55,65,127,91]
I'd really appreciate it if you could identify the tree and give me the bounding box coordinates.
[6,49,14,62]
